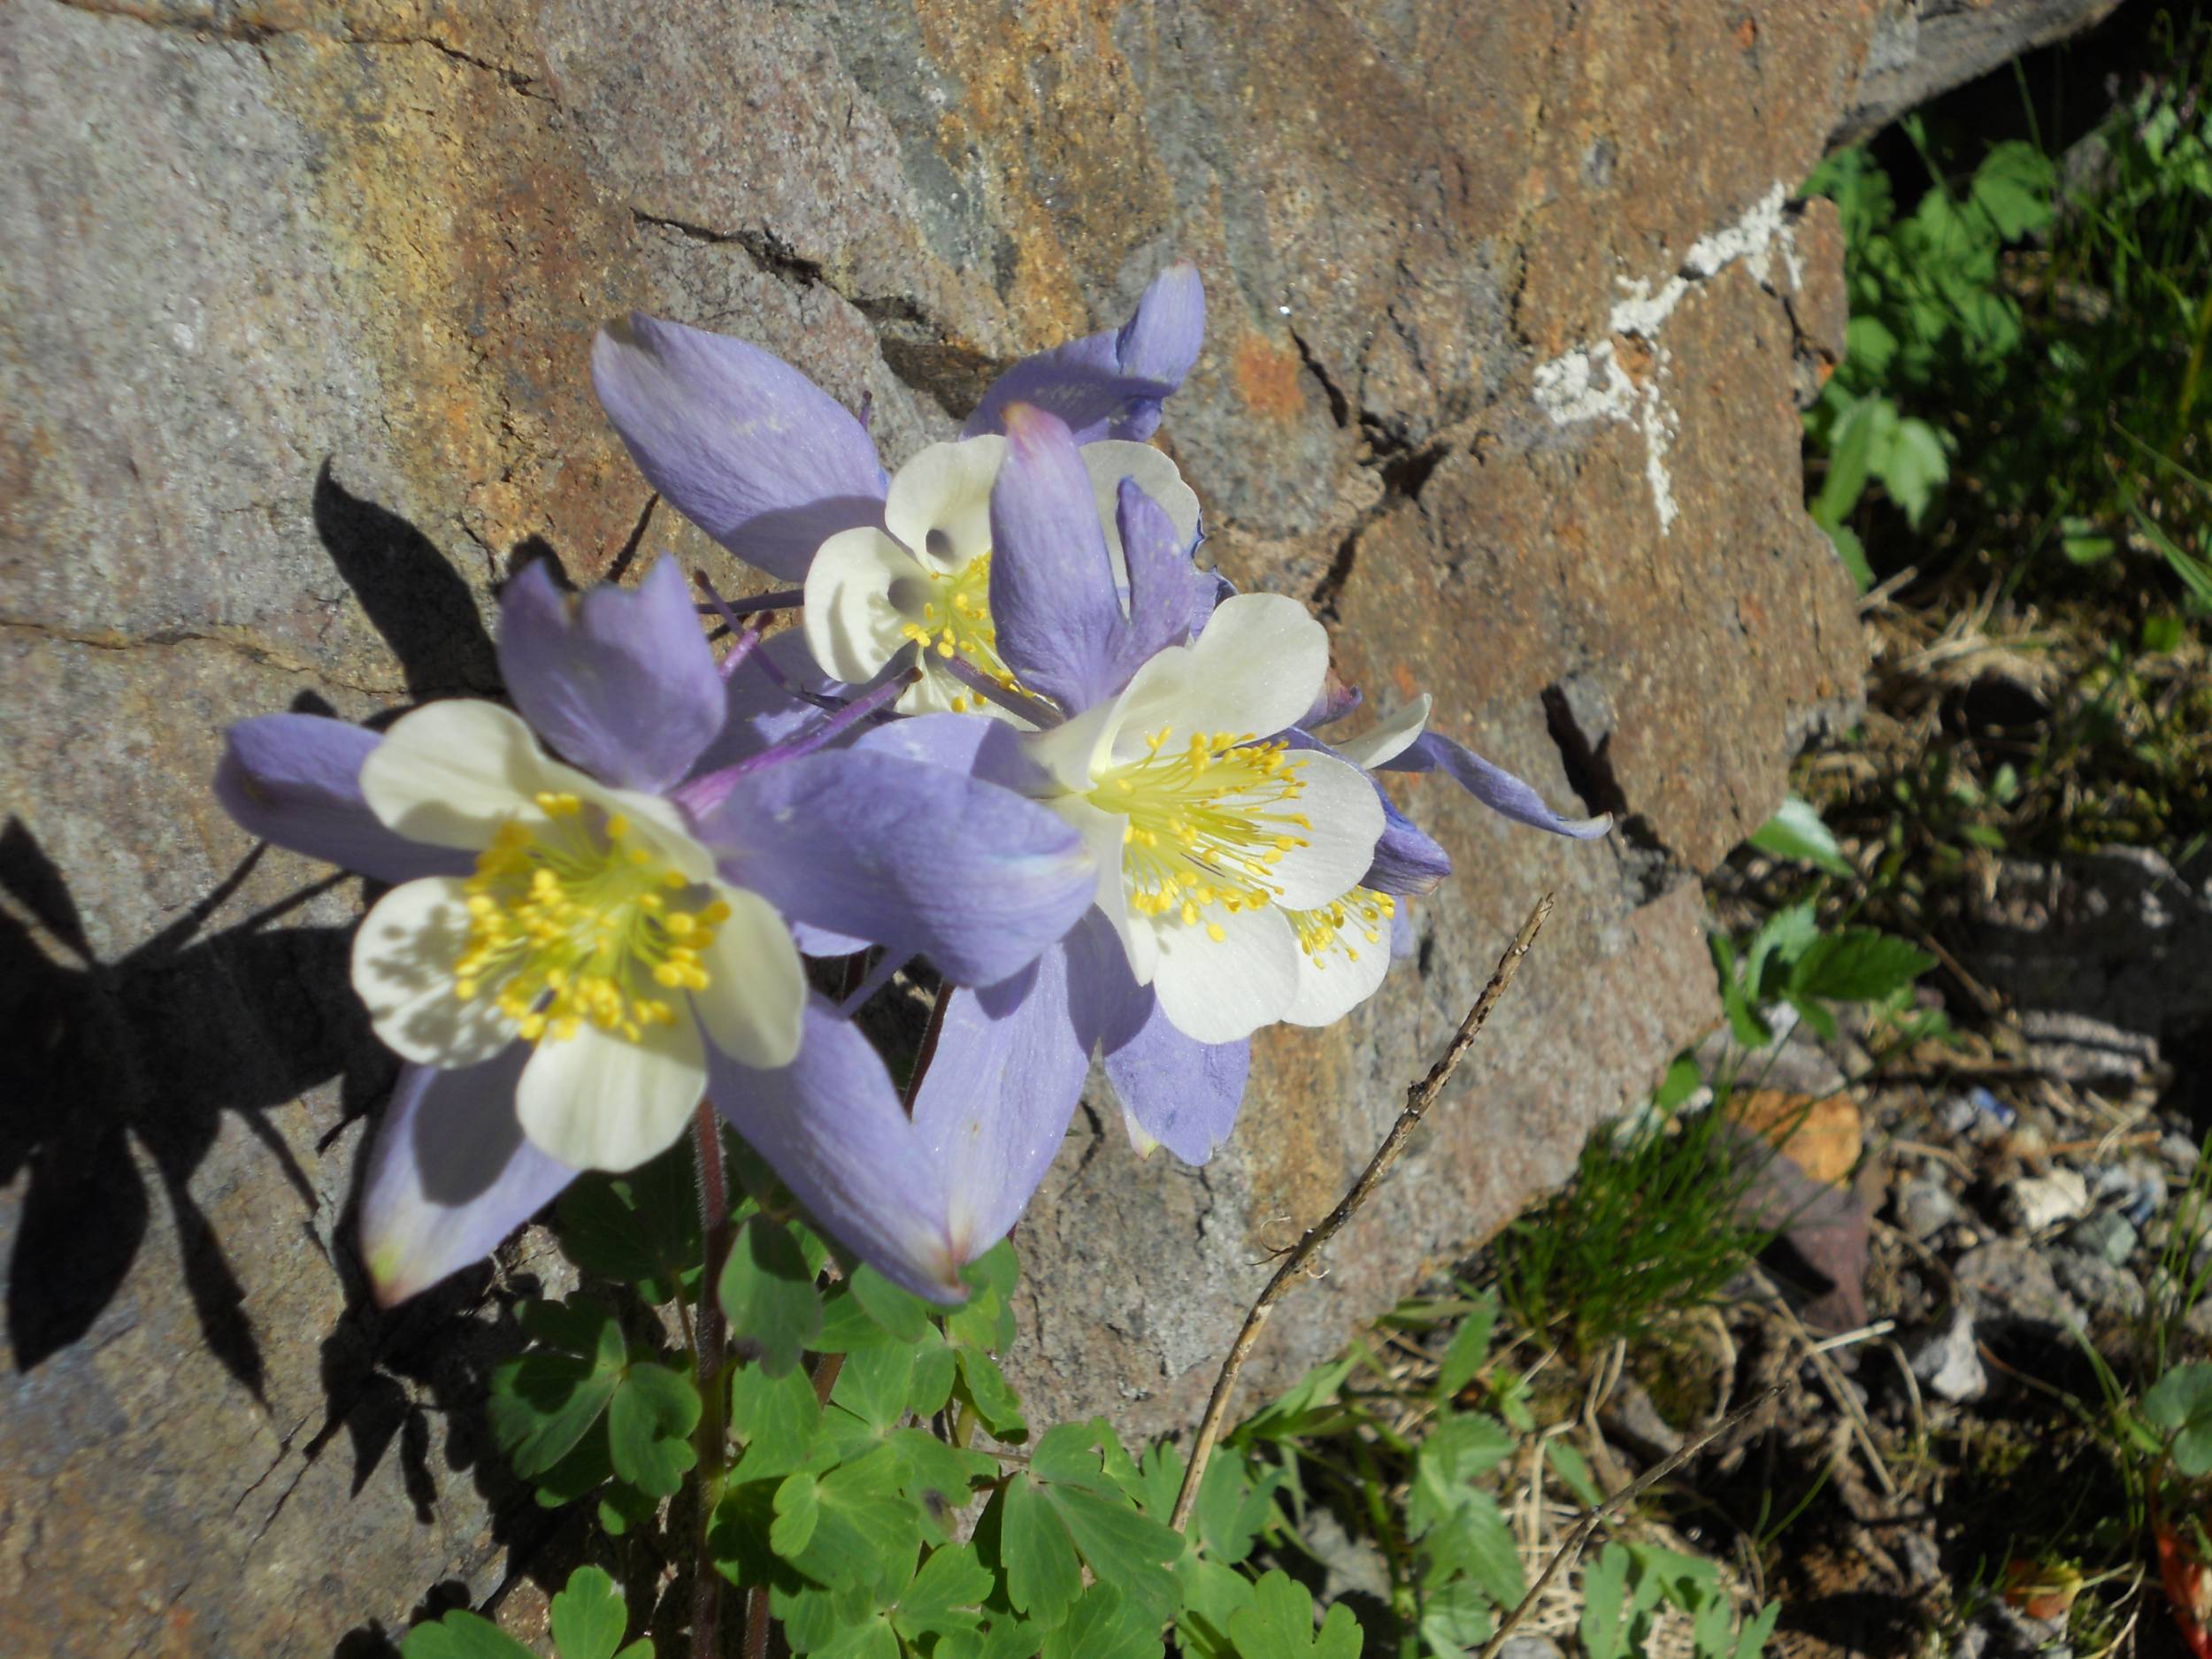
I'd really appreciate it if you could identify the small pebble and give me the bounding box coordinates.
[2091,1160,2165,1226]
[1497,1640,1564,1659]
[2163,1131,2204,1176]
[1895,1173,1962,1240]
[2051,1250,2146,1317]
[2064,1210,2139,1266]
[1907,1310,1987,1403]
[1998,1169,2090,1233]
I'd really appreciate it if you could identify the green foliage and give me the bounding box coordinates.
[1709,899,1934,1047]
[1225,1571,1363,1659]
[401,1568,651,1659]
[1580,1542,1778,1659]
[2143,1363,2212,1478]
[1494,1082,1769,1357]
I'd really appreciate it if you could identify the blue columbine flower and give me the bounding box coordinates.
[215,556,1095,1303]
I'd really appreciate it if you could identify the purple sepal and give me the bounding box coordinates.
[709,998,964,1302]
[849,713,1060,796]
[1064,920,1248,1164]
[1366,794,1454,896]
[964,264,1206,445]
[910,948,1090,1261]
[215,714,471,886]
[987,405,1125,715]
[1301,675,1363,732]
[698,748,1095,988]
[1103,477,1211,687]
[693,631,843,774]
[1379,732,1613,840]
[497,558,725,794]
[358,1048,578,1307]
[591,313,888,581]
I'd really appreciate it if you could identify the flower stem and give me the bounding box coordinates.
[692,1100,733,1659]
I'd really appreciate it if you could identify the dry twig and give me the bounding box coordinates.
[1167,894,1555,1532]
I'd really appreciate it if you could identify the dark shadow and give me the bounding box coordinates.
[0,818,383,1389]
[312,459,500,700]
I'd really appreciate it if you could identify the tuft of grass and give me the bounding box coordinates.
[1494,1067,1771,1361]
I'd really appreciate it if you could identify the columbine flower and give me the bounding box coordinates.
[588,260,1204,608]
[216,557,1095,1303]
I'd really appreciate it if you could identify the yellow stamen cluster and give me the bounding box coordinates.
[897,549,1025,711]
[450,791,729,1046]
[1092,728,1311,939]
[1288,886,1395,969]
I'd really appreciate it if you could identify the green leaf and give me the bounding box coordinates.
[1841,313,1898,381]
[1744,902,1821,1001]
[1824,521,1873,592]
[829,1341,917,1441]
[776,1582,897,1659]
[1582,1541,1632,1659]
[1041,1582,1165,1659]
[954,1345,1029,1442]
[730,1360,826,1483]
[718,1216,823,1378]
[1735,1601,1783,1659]
[1546,1438,1604,1508]
[1433,1293,1500,1402]
[1747,795,1852,877]
[788,1447,924,1597]
[1407,1413,1513,1539]
[549,1566,631,1659]
[1224,1571,1363,1659]
[1813,392,1893,525]
[1001,1476,1085,1629]
[849,1263,936,1342]
[772,1471,822,1559]
[887,1428,998,1540]
[909,1338,959,1419]
[1194,1447,1279,1567]
[2145,1363,2212,1475]
[949,1241,1021,1351]
[1422,1492,1523,1608]
[489,1299,629,1479]
[553,1138,702,1302]
[1788,929,1935,1004]
[1236,1353,1357,1445]
[813,1284,902,1353]
[606,1363,700,1498]
[1971,140,2055,240]
[1709,934,1772,1048]
[1875,416,1947,526]
[1417,1574,1495,1654]
[401,1609,538,1659]
[891,1544,993,1642]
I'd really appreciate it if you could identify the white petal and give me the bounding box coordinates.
[884,436,1006,572]
[1081,441,1201,581]
[1332,694,1432,770]
[360,701,580,849]
[1148,902,1299,1043]
[1100,593,1327,767]
[803,526,932,686]
[1282,907,1394,1027]
[690,881,805,1068]
[515,1013,706,1171]
[1022,696,1119,791]
[351,876,518,1066]
[1048,793,1156,983]
[1270,751,1386,909]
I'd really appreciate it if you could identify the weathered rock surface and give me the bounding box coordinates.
[0,0,2101,1652]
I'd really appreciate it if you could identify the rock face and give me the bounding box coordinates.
[0,1,2099,1652]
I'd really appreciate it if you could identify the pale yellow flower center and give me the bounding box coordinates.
[898,549,1025,711]
[1089,728,1312,938]
[451,792,727,1046]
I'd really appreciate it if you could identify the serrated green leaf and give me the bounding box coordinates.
[1001,1476,1085,1629]
[954,1345,1029,1442]
[1582,1541,1632,1659]
[1040,1582,1165,1659]
[1875,416,1947,526]
[549,1566,629,1659]
[401,1609,538,1659]
[1033,1479,1182,1624]
[937,1617,1044,1659]
[2146,1363,2212,1474]
[890,1543,993,1641]
[1194,1447,1279,1568]
[1788,929,1934,1004]
[1174,1555,1256,1659]
[1971,140,2055,240]
[1735,1601,1783,1659]
[490,1300,628,1479]
[1125,1440,1186,1523]
[1235,1353,1357,1445]
[1748,795,1854,878]
[606,1363,700,1498]
[719,1216,822,1378]
[730,1361,826,1483]
[1224,1570,1363,1659]
[776,1581,897,1659]
[1423,1492,1523,1609]
[553,1137,701,1303]
[772,1471,822,1559]
[1434,1293,1500,1401]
